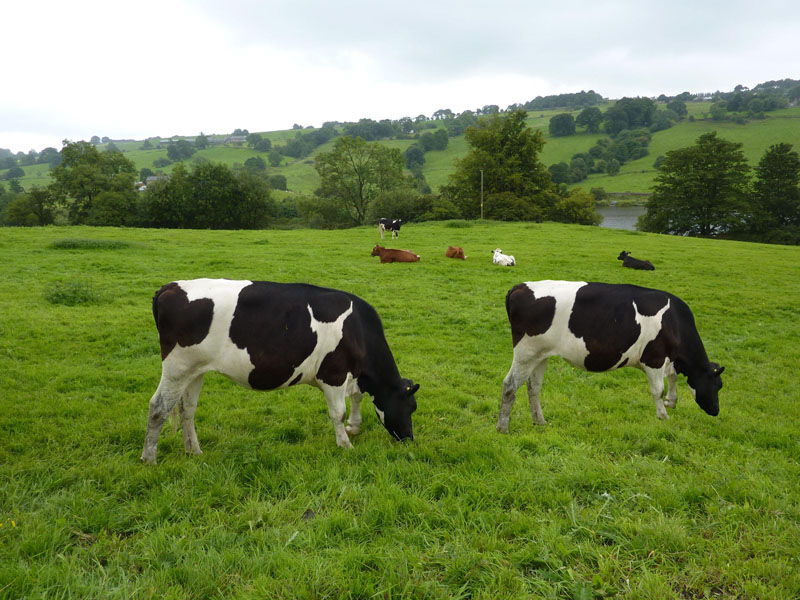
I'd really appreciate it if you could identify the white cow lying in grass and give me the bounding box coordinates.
[493,248,516,266]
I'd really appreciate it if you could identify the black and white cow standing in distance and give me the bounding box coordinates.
[378,218,402,239]
[497,280,723,432]
[141,279,419,464]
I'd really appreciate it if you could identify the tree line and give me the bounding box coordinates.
[0,141,277,228]
[640,133,800,244]
[0,110,601,229]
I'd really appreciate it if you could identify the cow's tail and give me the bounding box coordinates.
[151,285,180,430]
[505,286,515,319]
[152,288,162,329]
[151,283,172,331]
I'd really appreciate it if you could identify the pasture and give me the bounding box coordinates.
[1,222,799,598]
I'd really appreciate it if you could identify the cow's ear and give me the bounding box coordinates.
[715,366,725,375]
[406,383,420,395]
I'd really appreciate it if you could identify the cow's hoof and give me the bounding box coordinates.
[140,455,157,465]
[345,425,360,436]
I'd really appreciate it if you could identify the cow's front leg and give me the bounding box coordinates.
[346,391,364,436]
[321,384,353,448]
[664,363,678,409]
[644,367,668,420]
[180,374,205,456]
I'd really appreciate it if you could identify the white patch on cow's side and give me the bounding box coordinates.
[280,301,354,388]
[615,299,670,370]
[162,279,255,386]
[514,281,590,368]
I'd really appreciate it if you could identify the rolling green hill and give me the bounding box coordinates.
[5,104,800,199]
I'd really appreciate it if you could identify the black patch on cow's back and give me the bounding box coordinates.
[229,282,355,390]
[569,283,670,371]
[154,282,214,360]
[230,282,316,390]
[506,284,557,347]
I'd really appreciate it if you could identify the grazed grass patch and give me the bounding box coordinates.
[48,238,137,250]
[43,279,102,305]
[444,219,473,228]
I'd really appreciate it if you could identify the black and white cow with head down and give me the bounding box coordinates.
[141,279,419,463]
[497,280,723,432]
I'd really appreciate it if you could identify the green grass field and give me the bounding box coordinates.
[1,222,798,598]
[6,103,800,199]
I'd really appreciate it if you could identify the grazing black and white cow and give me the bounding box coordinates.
[378,218,402,239]
[141,279,419,463]
[618,250,655,271]
[497,280,723,432]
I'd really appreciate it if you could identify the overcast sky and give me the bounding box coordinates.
[2,0,798,153]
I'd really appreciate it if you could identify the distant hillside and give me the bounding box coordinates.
[4,81,800,200]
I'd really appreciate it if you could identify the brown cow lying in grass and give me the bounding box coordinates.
[445,246,466,259]
[371,245,420,263]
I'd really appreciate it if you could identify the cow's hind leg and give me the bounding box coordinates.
[664,363,678,409]
[141,375,187,464]
[321,384,353,448]
[643,367,669,420]
[180,374,205,456]
[498,356,539,433]
[526,360,549,425]
[346,391,364,436]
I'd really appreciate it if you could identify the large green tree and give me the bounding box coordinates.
[141,162,275,229]
[314,136,408,224]
[441,108,557,220]
[4,186,55,226]
[639,132,751,236]
[576,106,603,133]
[749,143,800,233]
[549,113,576,137]
[50,140,137,224]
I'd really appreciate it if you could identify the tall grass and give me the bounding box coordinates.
[0,223,798,598]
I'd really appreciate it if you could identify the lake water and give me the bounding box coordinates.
[597,205,647,231]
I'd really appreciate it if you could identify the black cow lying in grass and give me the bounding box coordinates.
[618,250,655,271]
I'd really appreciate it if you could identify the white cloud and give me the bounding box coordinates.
[1,0,798,152]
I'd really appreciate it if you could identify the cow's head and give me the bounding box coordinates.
[618,251,630,261]
[371,245,384,257]
[374,379,419,442]
[688,362,724,416]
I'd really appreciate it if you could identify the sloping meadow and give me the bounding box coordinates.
[0,222,798,598]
